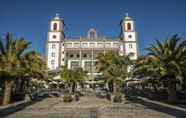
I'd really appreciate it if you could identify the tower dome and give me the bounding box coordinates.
[125,13,132,20]
[53,13,60,20]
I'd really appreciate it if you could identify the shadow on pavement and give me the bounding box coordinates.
[126,96,186,118]
[0,98,45,118]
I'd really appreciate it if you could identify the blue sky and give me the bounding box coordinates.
[0,0,186,56]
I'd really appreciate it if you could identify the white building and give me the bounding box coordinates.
[46,13,139,79]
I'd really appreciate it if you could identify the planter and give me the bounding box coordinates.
[113,93,122,103]
[63,95,73,102]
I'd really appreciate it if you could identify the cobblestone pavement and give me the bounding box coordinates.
[1,96,186,118]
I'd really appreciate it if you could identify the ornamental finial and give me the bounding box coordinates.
[56,13,59,17]
[125,12,129,17]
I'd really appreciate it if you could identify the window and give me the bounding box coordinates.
[53,23,57,30]
[129,44,133,49]
[127,23,131,31]
[83,54,87,58]
[53,35,56,39]
[88,29,97,40]
[51,52,55,57]
[77,54,80,58]
[51,60,55,65]
[71,61,80,70]
[52,44,56,49]
[128,35,132,38]
[90,31,95,39]
[70,54,74,58]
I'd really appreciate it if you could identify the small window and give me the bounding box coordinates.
[128,35,132,38]
[83,54,87,58]
[62,58,64,61]
[62,51,64,54]
[53,23,57,30]
[127,23,131,31]
[77,54,80,58]
[70,54,74,58]
[51,60,55,64]
[52,44,56,49]
[53,35,56,39]
[51,53,55,57]
[129,44,133,49]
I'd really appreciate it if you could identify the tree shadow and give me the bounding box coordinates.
[126,96,186,118]
[0,98,45,118]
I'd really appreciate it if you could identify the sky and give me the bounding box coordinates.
[0,0,186,57]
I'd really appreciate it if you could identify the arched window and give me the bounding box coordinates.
[127,23,131,31]
[53,23,57,30]
[90,31,95,40]
[88,28,97,40]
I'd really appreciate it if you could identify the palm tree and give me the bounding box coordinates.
[72,67,87,92]
[0,33,31,105]
[0,33,47,105]
[132,56,162,92]
[134,35,186,103]
[19,51,47,93]
[60,66,87,94]
[96,51,131,94]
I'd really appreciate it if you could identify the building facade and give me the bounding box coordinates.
[46,13,139,79]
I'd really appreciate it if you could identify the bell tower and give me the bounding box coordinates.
[121,13,138,60]
[47,14,65,70]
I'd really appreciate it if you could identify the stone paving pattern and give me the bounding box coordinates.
[1,96,186,118]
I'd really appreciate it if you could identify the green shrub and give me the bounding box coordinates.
[113,93,122,103]
[63,95,73,102]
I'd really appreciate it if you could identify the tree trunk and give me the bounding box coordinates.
[152,84,158,93]
[19,79,25,93]
[167,83,177,104]
[108,81,113,92]
[113,82,117,94]
[3,80,13,105]
[72,82,76,93]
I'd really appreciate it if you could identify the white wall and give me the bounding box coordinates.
[48,32,62,42]
[124,32,136,41]
[47,43,60,70]
[124,43,137,60]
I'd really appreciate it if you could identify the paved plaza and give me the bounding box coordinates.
[0,95,186,118]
